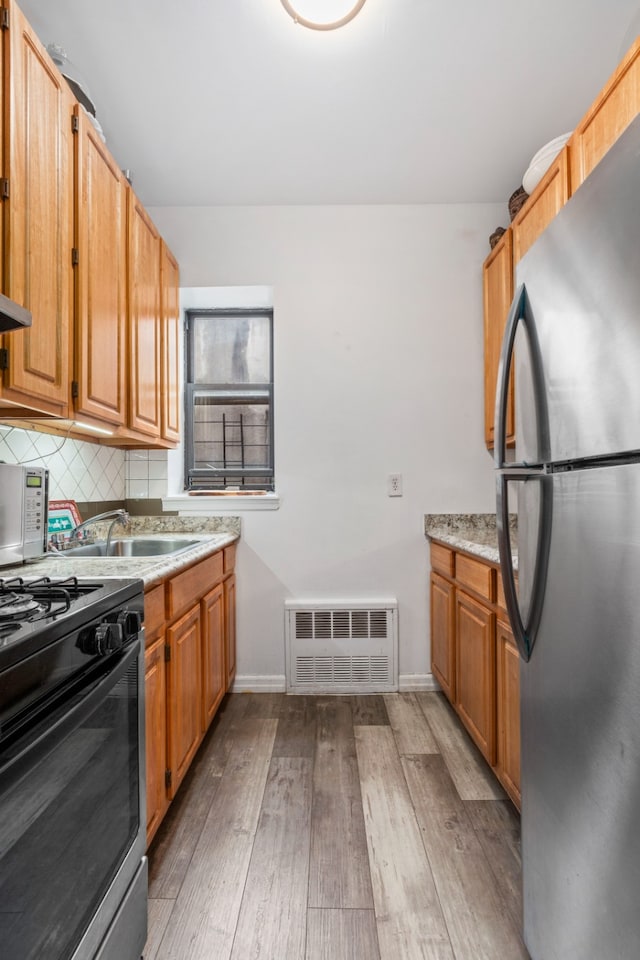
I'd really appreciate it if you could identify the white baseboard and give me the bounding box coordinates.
[231,674,287,693]
[398,673,441,692]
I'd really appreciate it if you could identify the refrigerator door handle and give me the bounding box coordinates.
[494,282,551,469]
[494,284,527,470]
[497,469,552,662]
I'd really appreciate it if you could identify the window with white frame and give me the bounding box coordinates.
[184,308,274,491]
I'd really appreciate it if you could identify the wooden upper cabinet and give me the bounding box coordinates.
[1,1,74,416]
[483,227,514,450]
[73,106,126,426]
[570,37,640,192]
[512,146,570,263]
[127,189,161,437]
[160,241,180,443]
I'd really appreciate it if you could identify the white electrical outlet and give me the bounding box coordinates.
[387,473,403,497]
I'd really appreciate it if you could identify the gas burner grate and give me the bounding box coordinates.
[0,575,103,596]
[0,577,103,624]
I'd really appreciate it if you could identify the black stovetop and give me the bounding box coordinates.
[0,575,144,670]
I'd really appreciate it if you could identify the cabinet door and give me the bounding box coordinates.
[0,10,3,283]
[512,146,570,263]
[483,228,514,450]
[160,241,180,443]
[430,571,455,702]
[455,589,496,764]
[224,573,237,690]
[74,106,126,426]
[496,617,521,809]
[570,37,640,192]
[145,634,169,845]
[128,189,161,437]
[166,604,202,797]
[201,582,225,731]
[2,2,74,416]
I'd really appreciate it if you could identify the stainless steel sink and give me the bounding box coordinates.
[60,537,201,558]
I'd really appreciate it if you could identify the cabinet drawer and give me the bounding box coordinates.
[430,542,455,577]
[456,554,494,601]
[144,583,166,643]
[224,542,237,574]
[167,551,224,620]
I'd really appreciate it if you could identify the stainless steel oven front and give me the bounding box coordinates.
[0,577,147,960]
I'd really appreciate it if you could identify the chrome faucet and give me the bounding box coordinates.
[69,508,130,549]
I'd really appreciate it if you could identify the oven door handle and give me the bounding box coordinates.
[0,639,140,790]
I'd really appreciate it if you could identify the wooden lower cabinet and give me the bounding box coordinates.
[201,582,226,731]
[430,572,456,701]
[144,542,238,842]
[224,572,237,689]
[166,604,202,798]
[429,540,520,808]
[496,617,521,808]
[455,590,496,765]
[145,633,169,846]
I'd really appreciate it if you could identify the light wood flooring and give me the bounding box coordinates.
[145,692,529,960]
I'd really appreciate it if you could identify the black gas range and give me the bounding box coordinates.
[0,573,148,960]
[0,575,145,740]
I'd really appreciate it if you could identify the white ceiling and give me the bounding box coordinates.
[16,0,640,210]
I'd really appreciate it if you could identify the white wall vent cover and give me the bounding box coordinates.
[285,599,398,694]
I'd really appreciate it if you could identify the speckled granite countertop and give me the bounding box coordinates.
[0,516,240,588]
[424,513,517,567]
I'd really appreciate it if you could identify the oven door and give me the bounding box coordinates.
[0,637,146,960]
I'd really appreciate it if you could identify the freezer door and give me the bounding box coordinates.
[515,113,640,465]
[520,462,640,960]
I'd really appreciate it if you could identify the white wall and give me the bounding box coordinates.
[149,203,503,688]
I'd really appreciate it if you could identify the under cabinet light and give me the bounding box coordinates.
[73,420,114,436]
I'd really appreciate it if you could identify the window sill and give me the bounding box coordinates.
[162,493,280,512]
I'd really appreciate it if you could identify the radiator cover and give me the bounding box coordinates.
[284,599,398,694]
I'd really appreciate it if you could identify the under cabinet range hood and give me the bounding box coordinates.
[0,292,31,332]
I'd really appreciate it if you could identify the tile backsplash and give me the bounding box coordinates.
[125,450,168,499]
[0,427,170,502]
[0,426,125,501]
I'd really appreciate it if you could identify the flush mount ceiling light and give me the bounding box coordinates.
[280,0,367,31]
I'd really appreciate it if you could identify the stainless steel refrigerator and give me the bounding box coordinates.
[494,114,640,960]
